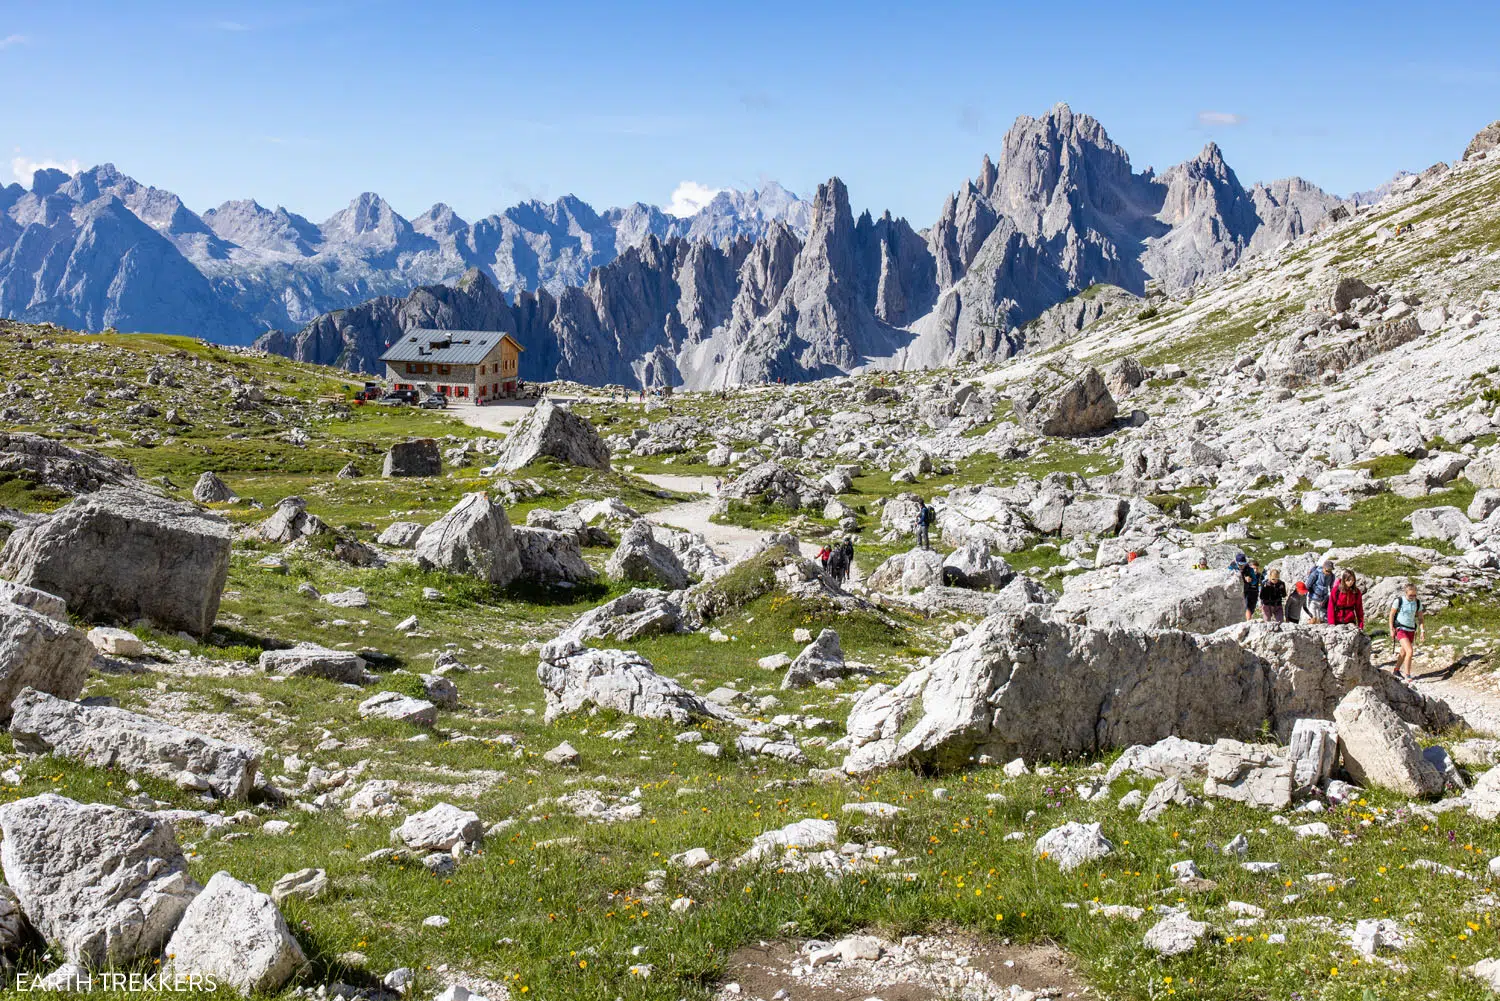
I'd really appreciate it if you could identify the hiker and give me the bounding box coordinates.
[1327,569,1366,631]
[827,543,847,586]
[817,544,832,574]
[842,538,856,584]
[1304,560,1336,624]
[915,501,934,549]
[1259,568,1288,623]
[1388,581,1426,680]
[1236,555,1261,622]
[1285,581,1309,623]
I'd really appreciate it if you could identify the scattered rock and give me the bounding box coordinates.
[164,871,306,994]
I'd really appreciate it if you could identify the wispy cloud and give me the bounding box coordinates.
[0,33,29,49]
[665,181,722,217]
[1197,111,1245,127]
[215,20,251,31]
[12,154,81,186]
[957,104,983,135]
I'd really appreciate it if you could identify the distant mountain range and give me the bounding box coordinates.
[3,103,1352,385]
[0,166,811,341]
[257,104,1349,386]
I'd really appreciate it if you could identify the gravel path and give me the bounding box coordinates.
[1413,672,1500,737]
[635,473,820,562]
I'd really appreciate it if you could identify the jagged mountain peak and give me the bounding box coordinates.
[203,198,321,255]
[319,192,414,249]
[413,202,468,239]
[29,168,72,196]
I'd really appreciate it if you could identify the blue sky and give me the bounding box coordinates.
[4,0,1498,225]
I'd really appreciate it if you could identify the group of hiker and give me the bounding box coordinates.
[818,539,856,586]
[1229,553,1427,680]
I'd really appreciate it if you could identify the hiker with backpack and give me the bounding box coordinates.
[1259,568,1288,623]
[915,501,934,549]
[840,538,856,585]
[817,544,832,574]
[1235,555,1262,622]
[1304,559,1336,624]
[1327,569,1366,631]
[1389,581,1426,680]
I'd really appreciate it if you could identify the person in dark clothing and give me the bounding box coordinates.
[915,501,933,549]
[838,538,855,586]
[1285,581,1308,623]
[1239,558,1263,622]
[1259,568,1288,623]
[829,543,848,587]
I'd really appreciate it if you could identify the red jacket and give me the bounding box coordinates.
[1328,582,1364,629]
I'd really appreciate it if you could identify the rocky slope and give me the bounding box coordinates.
[263,104,1350,383]
[0,166,811,340]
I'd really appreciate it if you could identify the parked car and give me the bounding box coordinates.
[385,388,420,405]
[419,394,448,410]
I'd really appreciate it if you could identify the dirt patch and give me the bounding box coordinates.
[717,931,1088,1000]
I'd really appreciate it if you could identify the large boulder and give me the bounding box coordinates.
[0,488,231,636]
[867,548,945,593]
[164,870,304,996]
[164,872,306,993]
[552,588,694,644]
[0,602,93,720]
[0,794,199,966]
[720,461,827,511]
[1201,739,1294,810]
[1052,556,1242,632]
[537,638,733,725]
[1333,687,1443,798]
[841,610,1430,774]
[653,526,728,579]
[256,496,329,544]
[513,526,596,585]
[605,520,689,589]
[1408,506,1473,548]
[933,487,1035,552]
[258,643,368,683]
[414,492,522,586]
[10,688,261,799]
[941,542,1013,590]
[358,691,438,726]
[1060,496,1128,538]
[782,629,845,689]
[494,400,611,472]
[382,438,441,477]
[1012,367,1118,437]
[396,803,483,852]
[191,471,237,504]
[1103,356,1148,398]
